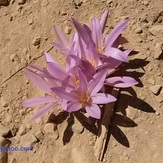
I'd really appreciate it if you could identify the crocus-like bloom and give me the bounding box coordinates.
[21,67,60,120]
[71,11,129,64]
[52,70,117,119]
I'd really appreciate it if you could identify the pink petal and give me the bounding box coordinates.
[88,70,107,95]
[67,101,82,112]
[92,17,102,47]
[70,17,92,45]
[21,96,56,107]
[105,76,138,88]
[31,103,57,120]
[25,69,51,94]
[104,47,128,62]
[45,52,57,64]
[78,69,88,94]
[47,62,68,80]
[105,19,129,50]
[100,9,109,33]
[92,93,117,104]
[54,25,69,48]
[51,87,79,102]
[85,104,101,119]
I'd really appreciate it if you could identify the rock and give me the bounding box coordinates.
[154,43,163,59]
[64,26,72,34]
[0,124,10,137]
[32,37,41,46]
[20,133,37,147]
[44,123,59,139]
[17,125,26,136]
[149,25,163,40]
[150,85,162,95]
[142,1,149,6]
[72,123,84,134]
[18,0,26,5]
[148,78,155,85]
[0,0,8,5]
[28,19,34,25]
[5,115,12,123]
[35,131,44,140]
[73,0,82,6]
[44,123,57,134]
[71,148,90,163]
[10,0,15,4]
[9,158,16,163]
[60,10,67,16]
[1,97,9,107]
[10,127,18,137]
[135,27,142,34]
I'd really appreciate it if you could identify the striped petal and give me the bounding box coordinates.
[21,96,56,107]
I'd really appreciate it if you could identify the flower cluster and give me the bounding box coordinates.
[21,9,138,120]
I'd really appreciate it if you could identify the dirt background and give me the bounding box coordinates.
[0,0,163,163]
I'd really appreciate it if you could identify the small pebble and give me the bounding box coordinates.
[35,131,44,140]
[1,97,9,107]
[18,125,26,136]
[143,1,149,6]
[10,127,18,137]
[135,27,142,34]
[154,43,163,59]
[32,37,41,46]
[20,133,37,147]
[18,0,26,5]
[148,78,155,85]
[72,123,84,134]
[64,26,72,34]
[150,85,162,95]
[44,123,57,134]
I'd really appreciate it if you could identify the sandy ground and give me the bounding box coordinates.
[0,0,163,163]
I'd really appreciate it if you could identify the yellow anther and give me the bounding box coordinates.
[80,94,90,105]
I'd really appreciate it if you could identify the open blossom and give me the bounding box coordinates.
[21,9,138,121]
[21,68,60,120]
[52,70,117,119]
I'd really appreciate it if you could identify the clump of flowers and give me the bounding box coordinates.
[21,9,138,120]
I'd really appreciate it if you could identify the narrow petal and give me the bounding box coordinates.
[21,96,56,107]
[31,103,57,120]
[45,52,57,64]
[104,47,128,62]
[67,101,82,112]
[105,19,128,49]
[71,17,92,45]
[25,69,51,94]
[88,70,107,95]
[92,93,117,104]
[52,41,69,55]
[47,62,68,80]
[100,9,109,33]
[78,69,88,94]
[54,25,69,48]
[51,87,79,101]
[85,104,101,119]
[105,76,138,88]
[92,17,102,47]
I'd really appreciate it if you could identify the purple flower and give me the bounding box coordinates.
[21,68,60,120]
[52,70,117,119]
